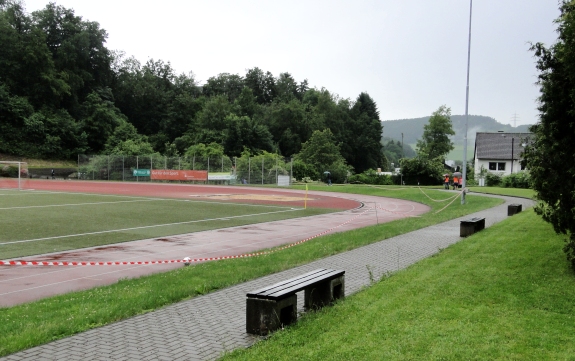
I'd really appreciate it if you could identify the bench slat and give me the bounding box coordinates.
[248,269,331,296]
[247,269,344,300]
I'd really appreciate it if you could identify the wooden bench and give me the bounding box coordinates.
[508,203,522,216]
[246,268,345,335]
[460,217,485,237]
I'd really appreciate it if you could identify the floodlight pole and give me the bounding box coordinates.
[461,0,473,205]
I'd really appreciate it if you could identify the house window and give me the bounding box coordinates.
[497,162,506,171]
[489,162,497,170]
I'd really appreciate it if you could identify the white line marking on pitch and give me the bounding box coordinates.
[0,208,301,246]
[0,199,159,210]
[0,189,297,209]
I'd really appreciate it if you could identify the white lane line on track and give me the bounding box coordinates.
[0,208,302,246]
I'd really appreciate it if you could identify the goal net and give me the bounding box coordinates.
[0,161,28,190]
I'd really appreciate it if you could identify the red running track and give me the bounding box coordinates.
[0,179,429,307]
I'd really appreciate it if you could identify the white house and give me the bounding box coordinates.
[474,132,532,177]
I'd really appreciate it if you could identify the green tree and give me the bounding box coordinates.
[524,1,575,268]
[104,120,153,155]
[80,90,124,153]
[344,92,384,173]
[295,129,351,183]
[223,114,274,157]
[263,99,311,156]
[202,73,244,102]
[31,3,113,115]
[244,67,276,104]
[400,156,444,186]
[184,142,224,159]
[416,105,455,159]
[0,2,70,109]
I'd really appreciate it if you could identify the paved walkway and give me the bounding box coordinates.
[1,193,534,361]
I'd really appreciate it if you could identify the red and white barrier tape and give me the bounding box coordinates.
[0,207,373,266]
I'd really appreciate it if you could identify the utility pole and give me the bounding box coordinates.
[511,113,520,128]
[461,0,472,205]
[401,132,404,186]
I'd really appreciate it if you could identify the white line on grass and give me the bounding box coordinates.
[0,189,298,209]
[0,208,301,246]
[0,199,160,210]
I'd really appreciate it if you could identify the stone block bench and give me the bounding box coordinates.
[460,217,486,237]
[508,203,523,216]
[246,268,345,335]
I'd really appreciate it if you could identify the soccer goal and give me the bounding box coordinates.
[0,161,28,190]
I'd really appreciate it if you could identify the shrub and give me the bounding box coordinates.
[485,172,503,186]
[501,171,531,188]
[399,156,444,186]
[348,169,393,185]
[292,159,319,181]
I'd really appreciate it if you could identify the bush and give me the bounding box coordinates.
[292,159,319,181]
[348,169,393,185]
[501,171,531,188]
[326,160,353,184]
[485,172,503,186]
[0,165,18,177]
[399,156,444,185]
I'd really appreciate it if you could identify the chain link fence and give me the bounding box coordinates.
[77,155,293,186]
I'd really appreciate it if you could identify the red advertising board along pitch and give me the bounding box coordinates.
[151,170,208,181]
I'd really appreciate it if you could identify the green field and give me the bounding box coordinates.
[0,189,332,259]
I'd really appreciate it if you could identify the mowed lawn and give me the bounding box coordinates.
[221,208,575,361]
[0,190,332,259]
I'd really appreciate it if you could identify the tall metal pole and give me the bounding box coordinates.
[511,137,514,174]
[401,133,404,186]
[461,0,473,204]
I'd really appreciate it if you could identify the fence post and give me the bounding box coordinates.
[107,155,110,181]
[248,157,251,184]
[136,156,139,182]
[193,155,195,170]
[275,158,278,185]
[261,157,264,185]
[208,157,210,174]
[222,156,224,172]
[290,158,293,186]
[165,156,167,170]
[122,156,125,181]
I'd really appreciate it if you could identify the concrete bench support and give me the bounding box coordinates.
[460,217,486,237]
[508,203,522,216]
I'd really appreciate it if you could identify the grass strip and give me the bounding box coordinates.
[221,209,574,361]
[0,187,501,356]
[467,186,535,199]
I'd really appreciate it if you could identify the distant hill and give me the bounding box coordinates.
[381,115,532,146]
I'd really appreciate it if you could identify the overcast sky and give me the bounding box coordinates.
[23,0,560,126]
